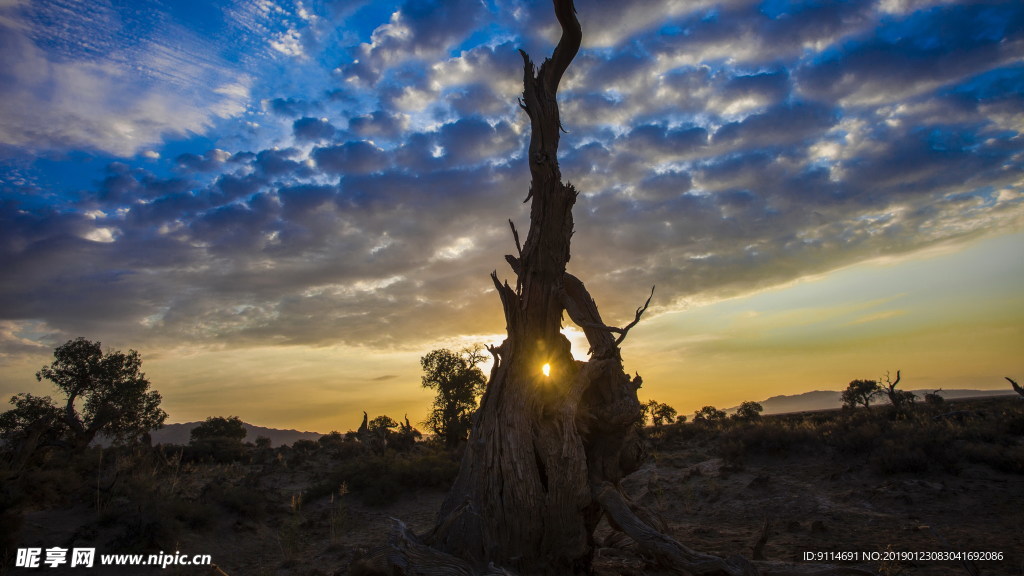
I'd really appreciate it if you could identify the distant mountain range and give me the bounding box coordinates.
[739,388,1019,415]
[136,389,1018,447]
[148,421,323,448]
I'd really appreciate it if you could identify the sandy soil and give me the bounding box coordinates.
[11,407,1024,575]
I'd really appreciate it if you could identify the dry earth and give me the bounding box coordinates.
[10,400,1024,576]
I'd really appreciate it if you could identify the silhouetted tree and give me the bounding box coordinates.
[29,337,166,450]
[643,400,678,426]
[390,415,423,452]
[190,416,247,444]
[923,389,945,406]
[693,405,727,425]
[420,347,486,447]
[0,393,67,470]
[880,370,915,415]
[732,401,764,422]
[0,393,66,445]
[190,416,247,461]
[841,379,880,410]
[368,415,399,433]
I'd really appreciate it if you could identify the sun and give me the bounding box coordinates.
[542,363,551,377]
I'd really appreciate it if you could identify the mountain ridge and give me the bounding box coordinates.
[736,388,1018,415]
[148,421,323,447]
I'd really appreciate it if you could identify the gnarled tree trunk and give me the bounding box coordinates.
[419,3,646,573]
[365,3,874,575]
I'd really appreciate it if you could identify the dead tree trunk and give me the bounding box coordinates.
[367,3,874,575]
[423,3,627,572]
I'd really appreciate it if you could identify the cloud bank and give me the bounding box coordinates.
[0,0,1022,359]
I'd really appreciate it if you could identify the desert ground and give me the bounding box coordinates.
[5,395,1023,576]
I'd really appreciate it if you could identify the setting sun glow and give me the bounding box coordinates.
[542,363,551,377]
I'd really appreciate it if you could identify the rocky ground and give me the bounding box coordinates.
[9,397,1024,576]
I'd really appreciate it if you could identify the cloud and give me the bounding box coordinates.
[0,0,1021,360]
[313,141,390,175]
[293,117,337,142]
[0,1,255,156]
[175,149,233,173]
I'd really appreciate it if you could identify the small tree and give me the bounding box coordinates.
[420,347,487,447]
[368,415,399,433]
[0,393,66,444]
[190,416,247,461]
[923,389,945,406]
[390,415,423,452]
[879,370,914,415]
[841,379,880,410]
[0,393,68,468]
[732,401,764,422]
[28,337,166,449]
[693,405,727,425]
[642,400,678,427]
[190,416,247,444]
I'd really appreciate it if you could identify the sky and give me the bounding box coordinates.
[0,0,1022,433]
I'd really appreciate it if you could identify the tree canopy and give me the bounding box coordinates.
[0,393,66,448]
[190,415,247,444]
[732,401,764,422]
[841,379,881,410]
[420,347,487,447]
[26,337,166,448]
[693,405,727,425]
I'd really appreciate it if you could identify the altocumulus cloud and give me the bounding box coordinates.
[0,0,1021,357]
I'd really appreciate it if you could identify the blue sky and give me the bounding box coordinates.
[1,0,1022,430]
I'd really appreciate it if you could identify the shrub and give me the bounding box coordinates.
[872,441,929,474]
[693,406,726,426]
[732,401,764,422]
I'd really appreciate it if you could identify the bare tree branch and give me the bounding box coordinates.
[546,0,582,94]
[614,285,655,347]
[508,219,523,258]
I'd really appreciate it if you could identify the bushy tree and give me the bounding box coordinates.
[841,379,880,410]
[879,370,915,415]
[0,393,68,465]
[390,415,423,452]
[924,389,945,406]
[190,416,247,461]
[421,347,487,447]
[693,405,727,425]
[0,393,65,441]
[190,416,247,444]
[25,337,166,449]
[368,415,399,433]
[643,400,678,426]
[732,401,764,422]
